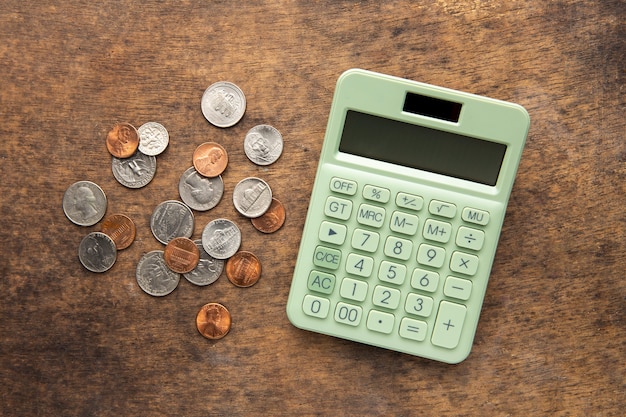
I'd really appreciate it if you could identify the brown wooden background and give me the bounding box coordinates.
[1,1,624,416]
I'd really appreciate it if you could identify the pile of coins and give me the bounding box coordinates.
[63,81,286,341]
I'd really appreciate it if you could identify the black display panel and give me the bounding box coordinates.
[338,110,507,186]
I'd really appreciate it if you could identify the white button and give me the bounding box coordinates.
[363,185,390,203]
[399,318,428,341]
[302,295,330,319]
[429,200,457,218]
[330,177,357,195]
[334,302,363,326]
[340,278,368,302]
[456,226,484,251]
[366,310,395,334]
[318,221,347,245]
[450,251,479,276]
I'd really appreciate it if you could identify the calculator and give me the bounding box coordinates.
[286,69,529,363]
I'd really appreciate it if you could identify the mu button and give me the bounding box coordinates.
[319,221,347,245]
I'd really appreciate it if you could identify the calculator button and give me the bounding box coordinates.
[462,207,489,225]
[329,177,357,195]
[351,228,380,253]
[302,295,330,319]
[390,211,419,235]
[411,268,440,293]
[443,276,472,301]
[363,185,390,203]
[384,236,413,260]
[356,203,386,228]
[456,226,485,251]
[450,251,479,276]
[334,302,363,326]
[366,310,395,334]
[318,221,347,245]
[399,318,428,342]
[417,244,446,268]
[313,245,342,270]
[422,219,452,243]
[345,253,375,277]
[396,192,423,211]
[431,301,467,349]
[324,196,353,220]
[429,200,457,218]
[307,270,336,294]
[340,278,369,302]
[378,261,407,285]
[372,285,401,309]
[405,293,434,317]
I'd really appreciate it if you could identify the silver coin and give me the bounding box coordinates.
[63,180,107,226]
[244,124,283,166]
[232,177,273,218]
[136,250,180,296]
[150,200,195,244]
[78,232,117,273]
[138,121,169,156]
[178,167,224,211]
[111,151,156,189]
[201,218,241,260]
[183,240,224,286]
[201,81,246,128]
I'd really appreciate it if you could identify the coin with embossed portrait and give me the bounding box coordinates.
[138,121,169,156]
[78,232,117,273]
[106,122,139,159]
[111,151,156,189]
[196,302,231,340]
[201,218,241,260]
[193,142,228,178]
[244,124,283,166]
[201,81,246,128]
[150,200,195,244]
[178,167,224,211]
[63,180,107,226]
[232,177,272,218]
[136,250,180,297]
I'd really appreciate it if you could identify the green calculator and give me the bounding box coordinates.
[287,69,529,363]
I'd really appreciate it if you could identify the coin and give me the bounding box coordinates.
[63,180,107,226]
[244,124,283,166]
[138,121,169,156]
[178,167,224,211]
[100,214,136,250]
[150,200,195,244]
[164,237,200,274]
[193,142,228,178]
[183,240,224,286]
[201,218,241,260]
[136,250,180,297]
[111,151,156,189]
[251,198,286,233]
[232,177,273,218]
[225,251,262,288]
[201,81,246,128]
[196,303,231,340]
[78,232,117,273]
[105,122,139,158]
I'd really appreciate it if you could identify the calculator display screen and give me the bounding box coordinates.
[338,110,507,186]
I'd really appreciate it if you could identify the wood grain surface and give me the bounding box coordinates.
[1,1,624,416]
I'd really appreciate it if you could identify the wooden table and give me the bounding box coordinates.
[1,1,623,415]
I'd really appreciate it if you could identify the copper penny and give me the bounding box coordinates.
[192,142,228,178]
[225,251,262,288]
[196,302,231,340]
[100,214,136,250]
[251,198,286,233]
[106,122,139,158]
[164,237,200,274]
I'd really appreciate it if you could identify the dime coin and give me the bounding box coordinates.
[225,251,262,288]
[232,177,273,218]
[63,180,107,226]
[192,142,228,178]
[100,214,136,250]
[164,237,200,274]
[78,232,117,273]
[183,240,224,286]
[178,167,224,211]
[201,218,241,260]
[196,303,231,340]
[111,151,156,189]
[138,121,169,156]
[244,124,283,166]
[136,250,180,297]
[201,81,246,128]
[105,122,139,158]
[150,200,195,244]
[251,198,286,233]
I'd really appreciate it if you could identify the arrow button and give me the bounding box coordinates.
[319,221,346,245]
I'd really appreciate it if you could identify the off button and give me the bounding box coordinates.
[330,177,357,196]
[313,245,342,270]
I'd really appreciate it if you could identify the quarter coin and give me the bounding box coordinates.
[232,177,272,218]
[201,218,241,260]
[138,121,169,156]
[225,251,262,288]
[63,180,107,226]
[105,122,139,158]
[111,151,156,189]
[78,232,117,273]
[193,142,228,178]
[100,214,136,250]
[244,124,283,166]
[196,303,231,340]
[251,198,286,233]
[178,167,224,211]
[150,200,195,244]
[201,81,246,128]
[136,250,180,297]
[164,237,200,274]
[183,240,224,286]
